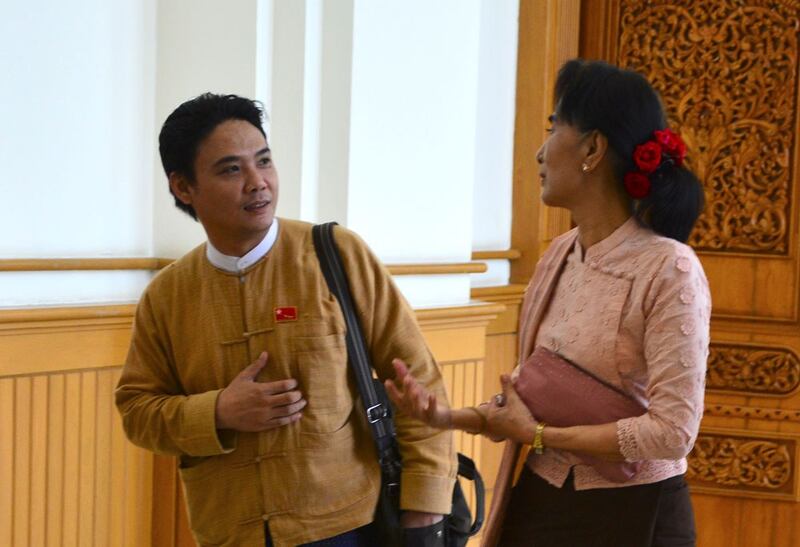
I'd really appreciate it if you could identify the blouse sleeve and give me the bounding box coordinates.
[617,248,711,462]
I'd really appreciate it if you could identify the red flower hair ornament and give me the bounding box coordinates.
[624,128,687,199]
[624,172,651,200]
[633,141,662,173]
[654,129,687,166]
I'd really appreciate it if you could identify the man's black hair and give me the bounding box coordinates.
[159,93,266,219]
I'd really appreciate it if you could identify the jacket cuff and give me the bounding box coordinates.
[180,389,237,456]
[399,473,456,514]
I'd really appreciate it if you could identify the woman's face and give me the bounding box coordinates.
[536,115,588,208]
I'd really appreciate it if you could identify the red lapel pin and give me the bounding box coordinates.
[274,306,298,322]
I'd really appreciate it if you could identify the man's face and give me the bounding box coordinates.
[171,119,279,256]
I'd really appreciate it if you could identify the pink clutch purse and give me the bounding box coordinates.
[514,345,647,482]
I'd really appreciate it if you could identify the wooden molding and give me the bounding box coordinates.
[0,305,136,325]
[386,263,487,275]
[0,258,172,271]
[704,403,800,423]
[510,0,580,284]
[711,312,800,326]
[470,284,527,303]
[415,301,506,331]
[0,298,503,547]
[471,285,525,336]
[0,258,486,276]
[0,301,504,377]
[471,250,521,261]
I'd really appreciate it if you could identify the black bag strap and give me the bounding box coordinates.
[311,222,400,464]
[457,453,485,535]
[312,222,484,539]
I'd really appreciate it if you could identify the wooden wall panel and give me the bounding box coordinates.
[0,303,502,547]
[441,358,485,513]
[0,300,508,546]
[1,379,14,546]
[0,308,153,547]
[693,493,800,547]
[0,369,152,547]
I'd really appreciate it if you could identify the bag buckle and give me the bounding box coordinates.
[367,403,387,423]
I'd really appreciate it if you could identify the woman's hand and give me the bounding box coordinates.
[485,374,538,444]
[385,358,452,429]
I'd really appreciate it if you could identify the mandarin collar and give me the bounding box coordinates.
[579,216,640,264]
[205,218,280,273]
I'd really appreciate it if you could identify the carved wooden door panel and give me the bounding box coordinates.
[580,1,800,545]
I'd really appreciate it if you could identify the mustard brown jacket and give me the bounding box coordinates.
[115,219,456,546]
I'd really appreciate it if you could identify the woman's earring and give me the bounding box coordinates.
[581,163,590,173]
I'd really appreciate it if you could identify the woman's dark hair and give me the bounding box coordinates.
[554,59,704,243]
[159,93,267,220]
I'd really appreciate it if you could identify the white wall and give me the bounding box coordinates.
[0,0,519,309]
[471,0,519,288]
[344,0,482,306]
[0,0,157,307]
[347,0,480,262]
[152,0,273,258]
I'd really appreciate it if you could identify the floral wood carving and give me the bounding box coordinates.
[706,343,800,395]
[687,435,793,491]
[618,0,797,254]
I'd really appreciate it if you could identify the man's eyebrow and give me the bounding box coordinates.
[547,114,557,124]
[212,147,271,168]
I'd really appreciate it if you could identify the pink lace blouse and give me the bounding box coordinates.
[524,217,711,490]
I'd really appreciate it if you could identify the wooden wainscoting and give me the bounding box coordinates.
[0,307,152,547]
[418,301,506,525]
[0,300,507,547]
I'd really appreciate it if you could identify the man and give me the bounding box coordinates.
[116,93,456,546]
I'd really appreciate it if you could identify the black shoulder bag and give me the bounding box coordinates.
[312,222,484,547]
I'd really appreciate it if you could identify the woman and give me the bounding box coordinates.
[385,59,710,547]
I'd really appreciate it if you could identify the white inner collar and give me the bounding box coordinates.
[205,218,280,273]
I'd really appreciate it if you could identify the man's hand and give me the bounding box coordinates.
[385,358,452,429]
[215,351,306,432]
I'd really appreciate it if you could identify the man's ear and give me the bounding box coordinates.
[168,172,194,205]
[582,130,609,172]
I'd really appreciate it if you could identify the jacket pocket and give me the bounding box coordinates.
[292,333,353,433]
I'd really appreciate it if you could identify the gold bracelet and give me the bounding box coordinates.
[531,422,546,455]
[464,407,487,435]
